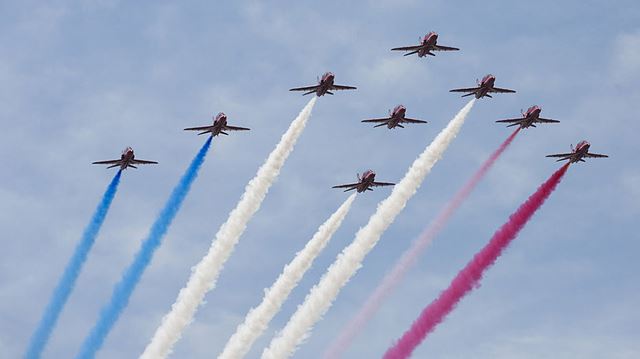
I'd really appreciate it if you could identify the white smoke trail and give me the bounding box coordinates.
[261,100,475,359]
[141,97,317,359]
[218,193,356,359]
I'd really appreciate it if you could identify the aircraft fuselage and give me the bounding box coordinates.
[570,141,591,163]
[476,75,496,99]
[417,32,438,57]
[119,148,135,170]
[521,106,542,128]
[315,72,335,96]
[211,113,228,136]
[387,105,407,128]
[356,170,377,192]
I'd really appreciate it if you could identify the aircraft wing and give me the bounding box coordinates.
[391,45,422,51]
[131,159,158,165]
[585,152,609,158]
[489,87,516,93]
[332,183,358,189]
[184,125,213,131]
[402,50,420,56]
[449,87,479,93]
[545,153,572,158]
[92,159,121,165]
[332,183,359,192]
[361,117,391,123]
[433,44,460,51]
[401,118,428,124]
[225,125,250,131]
[371,181,395,187]
[495,118,523,123]
[536,118,560,124]
[330,84,357,90]
[289,85,319,92]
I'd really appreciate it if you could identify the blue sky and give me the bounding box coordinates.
[1,1,638,358]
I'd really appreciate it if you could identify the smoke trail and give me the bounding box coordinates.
[24,171,122,359]
[325,128,521,358]
[141,97,317,359]
[261,100,475,359]
[219,193,356,359]
[75,137,212,359]
[383,163,569,359]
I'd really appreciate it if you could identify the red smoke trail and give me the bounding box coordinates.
[383,163,570,359]
[325,128,521,358]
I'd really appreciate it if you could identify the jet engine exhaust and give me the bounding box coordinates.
[383,163,570,359]
[141,97,317,359]
[261,100,476,359]
[75,137,212,359]
[219,193,356,359]
[325,127,521,358]
[25,171,123,359]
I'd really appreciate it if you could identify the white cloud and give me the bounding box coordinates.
[611,30,640,85]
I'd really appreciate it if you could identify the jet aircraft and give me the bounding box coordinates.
[92,147,158,170]
[450,74,516,99]
[289,72,357,96]
[332,170,395,193]
[496,106,560,128]
[546,141,608,163]
[362,105,427,129]
[184,112,250,136]
[391,32,459,57]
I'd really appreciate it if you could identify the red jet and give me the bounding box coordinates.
[92,147,158,170]
[450,74,516,99]
[332,170,395,193]
[546,140,608,163]
[496,105,560,129]
[184,112,250,136]
[362,105,427,129]
[391,32,459,58]
[289,72,357,96]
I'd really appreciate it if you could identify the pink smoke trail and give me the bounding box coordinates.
[325,128,521,358]
[383,163,570,359]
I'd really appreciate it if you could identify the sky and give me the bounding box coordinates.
[1,0,639,358]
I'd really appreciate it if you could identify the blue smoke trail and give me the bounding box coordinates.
[25,170,123,359]
[75,137,212,359]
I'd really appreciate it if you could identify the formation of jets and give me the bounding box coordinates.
[93,31,607,189]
